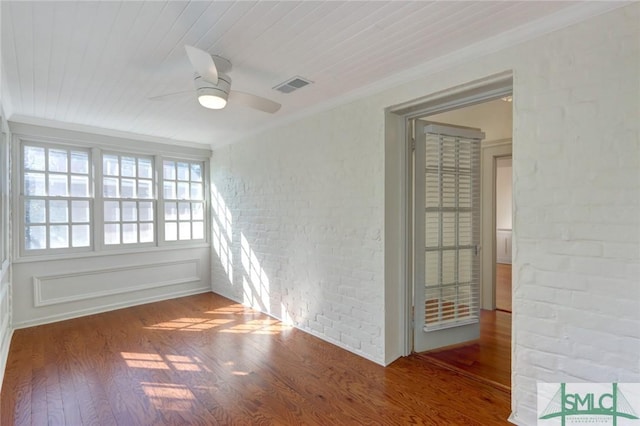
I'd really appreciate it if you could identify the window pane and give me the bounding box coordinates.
[70,175,89,197]
[72,225,90,247]
[165,222,177,241]
[140,223,154,243]
[122,201,137,222]
[163,161,175,180]
[138,158,153,179]
[139,202,153,221]
[104,201,120,221]
[26,226,46,249]
[192,202,204,221]
[178,202,191,220]
[104,224,120,245]
[122,223,138,244]
[103,177,119,198]
[190,183,203,200]
[25,173,46,195]
[177,182,189,200]
[103,155,119,176]
[179,222,191,240]
[121,157,136,177]
[49,174,68,196]
[72,201,90,223]
[71,151,88,174]
[121,179,136,198]
[138,179,152,199]
[191,163,202,182]
[24,146,45,171]
[177,162,189,180]
[192,221,204,240]
[26,199,46,223]
[50,225,69,248]
[164,202,177,220]
[49,149,68,172]
[163,182,176,199]
[50,200,69,223]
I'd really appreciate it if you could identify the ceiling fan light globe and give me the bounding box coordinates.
[194,74,231,110]
[198,94,227,109]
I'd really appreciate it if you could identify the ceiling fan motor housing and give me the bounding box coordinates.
[194,74,232,103]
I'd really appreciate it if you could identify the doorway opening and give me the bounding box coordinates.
[406,91,513,389]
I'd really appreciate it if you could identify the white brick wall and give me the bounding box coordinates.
[210,108,385,363]
[211,4,639,424]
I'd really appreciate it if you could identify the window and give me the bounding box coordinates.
[23,144,92,251]
[19,139,208,256]
[102,154,155,245]
[162,160,205,241]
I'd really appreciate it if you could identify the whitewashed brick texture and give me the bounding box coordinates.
[211,4,639,424]
[210,106,385,364]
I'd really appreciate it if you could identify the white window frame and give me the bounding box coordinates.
[160,158,207,244]
[20,141,94,256]
[13,129,210,260]
[99,151,157,249]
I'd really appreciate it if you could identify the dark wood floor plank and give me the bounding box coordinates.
[1,293,511,425]
[30,328,48,426]
[417,309,512,390]
[3,330,33,425]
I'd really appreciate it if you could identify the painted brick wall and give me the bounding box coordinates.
[211,4,639,424]
[508,5,640,423]
[210,107,385,363]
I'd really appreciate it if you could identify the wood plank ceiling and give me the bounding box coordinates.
[0,1,599,147]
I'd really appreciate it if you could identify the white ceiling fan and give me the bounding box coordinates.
[150,45,281,114]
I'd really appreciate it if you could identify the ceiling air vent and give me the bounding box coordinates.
[273,76,313,94]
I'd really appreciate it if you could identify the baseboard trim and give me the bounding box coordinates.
[13,287,212,329]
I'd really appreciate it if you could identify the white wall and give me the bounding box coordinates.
[210,105,385,363]
[496,157,512,230]
[211,4,639,425]
[10,124,212,328]
[425,98,513,142]
[0,110,12,390]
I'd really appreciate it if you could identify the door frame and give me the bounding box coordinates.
[383,72,513,359]
[480,141,512,310]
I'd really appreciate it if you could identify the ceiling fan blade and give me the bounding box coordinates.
[185,45,218,84]
[148,90,192,101]
[229,90,281,114]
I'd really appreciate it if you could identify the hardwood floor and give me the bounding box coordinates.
[495,263,512,312]
[417,310,511,390]
[1,293,511,425]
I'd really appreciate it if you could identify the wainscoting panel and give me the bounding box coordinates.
[12,247,211,328]
[34,259,200,307]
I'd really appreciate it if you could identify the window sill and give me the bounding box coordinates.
[13,242,211,264]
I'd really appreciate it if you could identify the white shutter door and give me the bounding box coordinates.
[414,122,483,352]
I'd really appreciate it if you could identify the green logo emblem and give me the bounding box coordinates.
[539,383,639,426]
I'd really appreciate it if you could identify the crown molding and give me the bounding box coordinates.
[8,114,211,151]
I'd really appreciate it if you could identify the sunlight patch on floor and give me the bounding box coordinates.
[121,352,205,372]
[145,317,234,331]
[142,382,196,411]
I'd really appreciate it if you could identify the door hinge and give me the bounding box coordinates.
[410,119,416,151]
